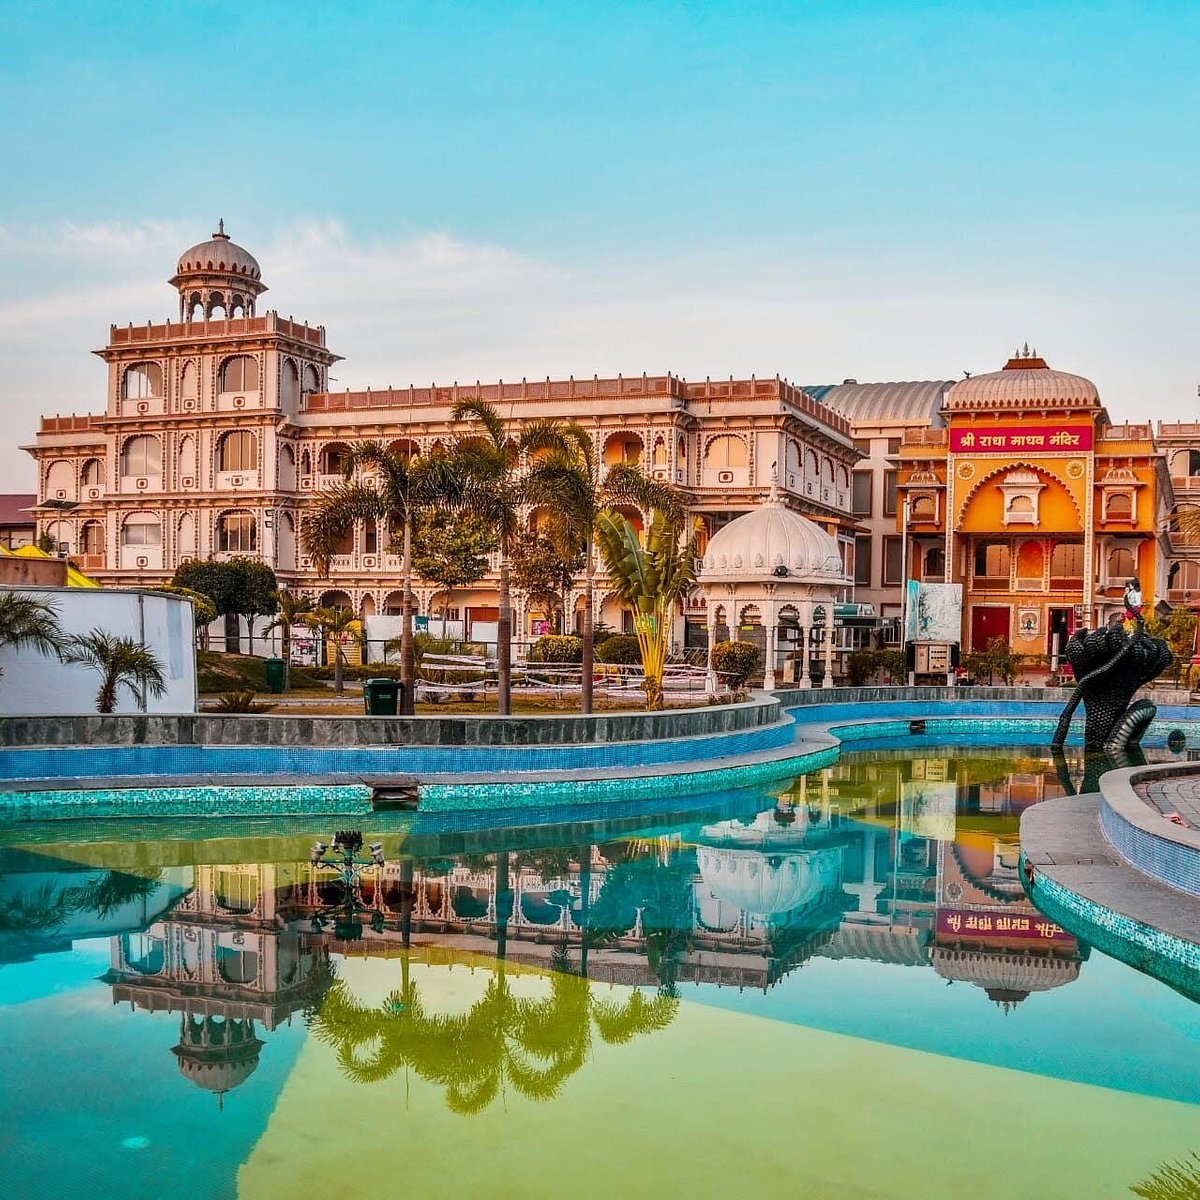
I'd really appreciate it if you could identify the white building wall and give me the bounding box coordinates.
[0,586,197,715]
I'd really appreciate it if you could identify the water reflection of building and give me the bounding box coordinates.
[818,751,1088,1010]
[101,863,332,1106]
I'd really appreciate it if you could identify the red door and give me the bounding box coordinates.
[970,606,1010,651]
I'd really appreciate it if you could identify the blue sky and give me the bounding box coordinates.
[2,0,1198,483]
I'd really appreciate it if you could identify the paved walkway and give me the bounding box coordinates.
[1021,794,1200,948]
[1136,772,1200,827]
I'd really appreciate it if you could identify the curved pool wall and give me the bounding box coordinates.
[1022,854,1200,1002]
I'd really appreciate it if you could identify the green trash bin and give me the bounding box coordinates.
[263,657,286,694]
[363,677,400,716]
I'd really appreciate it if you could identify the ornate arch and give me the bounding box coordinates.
[955,460,1085,528]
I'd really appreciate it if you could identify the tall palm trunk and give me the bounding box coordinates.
[98,672,118,715]
[582,534,595,714]
[497,544,512,716]
[281,624,292,690]
[401,516,416,716]
[333,642,344,694]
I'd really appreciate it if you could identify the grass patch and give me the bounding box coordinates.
[197,651,324,694]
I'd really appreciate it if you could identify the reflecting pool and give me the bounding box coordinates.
[1,746,1197,1199]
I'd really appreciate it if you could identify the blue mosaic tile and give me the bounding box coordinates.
[1023,857,1200,999]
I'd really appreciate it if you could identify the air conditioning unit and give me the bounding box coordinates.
[718,470,734,483]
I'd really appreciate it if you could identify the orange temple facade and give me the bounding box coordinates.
[896,348,1172,660]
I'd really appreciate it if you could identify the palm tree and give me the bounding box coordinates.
[523,425,683,713]
[594,507,700,710]
[451,400,566,715]
[302,441,461,715]
[264,588,314,688]
[65,630,167,714]
[304,605,357,694]
[0,591,67,670]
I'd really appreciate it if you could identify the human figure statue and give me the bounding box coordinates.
[1124,578,1143,620]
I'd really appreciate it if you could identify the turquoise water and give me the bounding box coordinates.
[1,746,1197,1199]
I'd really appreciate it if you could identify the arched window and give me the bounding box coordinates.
[280,359,300,407]
[121,514,161,547]
[122,363,163,399]
[299,449,312,476]
[45,460,74,496]
[703,435,747,469]
[217,947,259,985]
[121,934,164,976]
[217,511,257,553]
[677,435,687,464]
[180,361,198,402]
[652,438,667,467]
[1050,542,1084,580]
[838,465,850,489]
[1108,547,1136,578]
[302,364,320,394]
[217,430,258,472]
[822,457,835,483]
[1105,493,1133,519]
[911,494,936,521]
[81,458,104,486]
[805,449,818,476]
[217,355,259,392]
[387,439,420,463]
[973,540,1010,579]
[79,521,104,555]
[923,546,946,580]
[120,435,161,478]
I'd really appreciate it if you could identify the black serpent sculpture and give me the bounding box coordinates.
[1050,618,1172,752]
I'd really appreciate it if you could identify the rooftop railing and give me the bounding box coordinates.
[109,312,325,347]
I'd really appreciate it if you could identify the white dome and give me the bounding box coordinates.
[700,496,846,584]
[946,349,1098,410]
[697,846,837,916]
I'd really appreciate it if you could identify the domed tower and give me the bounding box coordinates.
[170,220,267,322]
[172,1014,264,1109]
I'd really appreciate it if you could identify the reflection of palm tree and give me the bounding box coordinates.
[307,955,678,1114]
[1131,1151,1200,1199]
[0,882,76,933]
[73,869,164,919]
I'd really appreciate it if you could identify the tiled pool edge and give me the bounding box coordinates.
[1023,857,1200,1000]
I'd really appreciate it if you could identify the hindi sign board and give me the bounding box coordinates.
[936,907,1077,946]
[949,424,1093,453]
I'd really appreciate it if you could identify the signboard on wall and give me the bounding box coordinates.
[949,425,1093,453]
[936,908,1076,946]
[904,581,963,644]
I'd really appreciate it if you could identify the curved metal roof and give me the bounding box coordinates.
[803,380,952,425]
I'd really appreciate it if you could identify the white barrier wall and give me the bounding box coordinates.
[0,586,197,715]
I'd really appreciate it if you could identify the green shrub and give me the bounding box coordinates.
[595,634,641,665]
[845,649,878,687]
[529,635,583,664]
[711,639,759,688]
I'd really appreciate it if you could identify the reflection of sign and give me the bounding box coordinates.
[936,907,1076,945]
[949,425,1093,453]
[905,582,963,643]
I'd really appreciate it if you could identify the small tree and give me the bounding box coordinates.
[172,558,278,652]
[411,509,497,631]
[961,637,1021,685]
[65,630,167,714]
[265,589,315,688]
[594,509,700,710]
[306,606,358,694]
[1145,606,1199,684]
[511,534,584,635]
[711,640,759,689]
